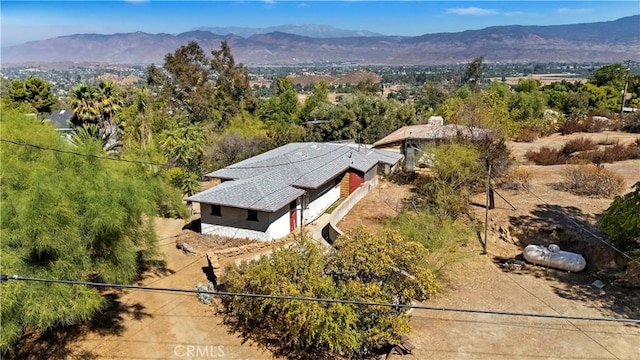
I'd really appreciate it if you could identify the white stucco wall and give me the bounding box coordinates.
[304,182,340,224]
[200,201,300,241]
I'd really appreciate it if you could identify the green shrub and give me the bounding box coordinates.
[600,182,640,254]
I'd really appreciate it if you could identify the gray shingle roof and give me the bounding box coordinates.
[187,142,403,212]
[373,124,490,147]
[41,110,74,130]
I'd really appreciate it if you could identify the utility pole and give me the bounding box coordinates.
[620,59,631,115]
[483,162,492,255]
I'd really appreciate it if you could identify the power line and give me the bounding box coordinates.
[526,189,640,266]
[0,138,171,167]
[2,274,639,325]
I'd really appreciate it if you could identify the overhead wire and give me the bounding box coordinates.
[2,274,639,325]
[0,138,171,167]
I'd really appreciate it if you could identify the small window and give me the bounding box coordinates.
[247,209,258,222]
[211,204,221,216]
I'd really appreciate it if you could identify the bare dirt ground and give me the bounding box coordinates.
[339,180,411,233]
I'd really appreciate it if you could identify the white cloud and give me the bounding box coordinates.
[297,2,309,7]
[262,0,276,4]
[447,7,498,16]
[555,8,593,14]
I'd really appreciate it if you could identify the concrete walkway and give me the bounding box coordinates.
[305,213,334,250]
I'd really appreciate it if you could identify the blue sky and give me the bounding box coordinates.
[1,1,639,46]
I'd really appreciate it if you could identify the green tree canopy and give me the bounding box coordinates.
[464,56,486,90]
[591,63,626,90]
[5,76,58,113]
[0,108,186,353]
[300,79,330,121]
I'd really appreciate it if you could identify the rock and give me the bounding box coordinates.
[591,279,606,289]
[176,241,197,255]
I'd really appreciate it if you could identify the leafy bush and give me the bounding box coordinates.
[600,182,640,255]
[221,231,439,358]
[621,112,640,133]
[415,142,484,217]
[496,167,532,191]
[514,128,539,143]
[558,165,624,198]
[425,142,484,190]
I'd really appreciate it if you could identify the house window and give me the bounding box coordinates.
[210,204,221,216]
[247,209,258,221]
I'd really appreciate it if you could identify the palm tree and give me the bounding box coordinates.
[70,123,122,154]
[134,86,152,145]
[96,80,122,144]
[69,84,99,126]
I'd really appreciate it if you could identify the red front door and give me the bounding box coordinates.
[289,201,297,232]
[349,171,364,194]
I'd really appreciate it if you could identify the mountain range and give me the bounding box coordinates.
[191,24,383,39]
[2,16,638,65]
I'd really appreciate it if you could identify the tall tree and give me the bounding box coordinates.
[0,109,186,353]
[69,81,122,147]
[161,41,214,125]
[257,77,300,125]
[300,79,330,122]
[96,80,122,142]
[69,83,100,124]
[464,56,486,90]
[211,40,256,128]
[5,77,58,113]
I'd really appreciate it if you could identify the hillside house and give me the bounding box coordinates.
[373,123,490,170]
[187,142,403,241]
[40,110,74,139]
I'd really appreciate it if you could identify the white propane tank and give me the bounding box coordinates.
[523,244,586,272]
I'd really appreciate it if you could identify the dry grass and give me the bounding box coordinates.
[561,137,597,156]
[557,165,625,198]
[514,128,539,143]
[496,167,532,191]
